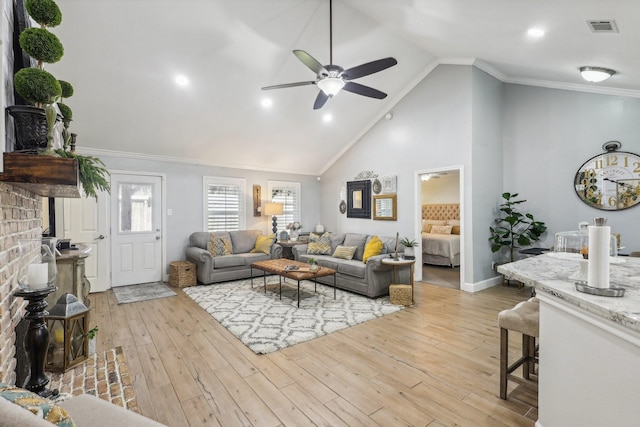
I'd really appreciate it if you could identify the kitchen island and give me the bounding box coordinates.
[498,254,640,427]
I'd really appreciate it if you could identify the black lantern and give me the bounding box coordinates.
[45,294,89,372]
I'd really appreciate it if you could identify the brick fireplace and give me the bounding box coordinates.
[0,183,42,384]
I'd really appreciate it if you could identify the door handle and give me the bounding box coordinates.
[156,236,161,240]
[94,235,105,241]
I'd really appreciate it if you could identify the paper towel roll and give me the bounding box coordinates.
[587,225,610,288]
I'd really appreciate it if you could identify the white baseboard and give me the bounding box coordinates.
[461,275,502,292]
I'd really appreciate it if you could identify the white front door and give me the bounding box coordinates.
[56,190,110,292]
[110,173,163,287]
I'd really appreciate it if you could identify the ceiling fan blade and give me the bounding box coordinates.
[261,81,316,90]
[342,57,398,80]
[313,91,329,110]
[293,50,328,76]
[342,82,387,99]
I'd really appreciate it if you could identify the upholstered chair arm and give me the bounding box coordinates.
[292,244,309,260]
[270,243,283,259]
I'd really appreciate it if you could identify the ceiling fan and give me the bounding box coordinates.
[261,0,397,110]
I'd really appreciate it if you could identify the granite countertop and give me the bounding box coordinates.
[498,254,640,333]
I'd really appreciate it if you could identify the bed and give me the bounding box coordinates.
[421,204,460,267]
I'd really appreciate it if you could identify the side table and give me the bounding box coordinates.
[278,240,307,260]
[382,257,416,305]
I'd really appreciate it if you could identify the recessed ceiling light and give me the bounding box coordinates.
[580,66,616,82]
[175,75,189,87]
[261,98,273,108]
[527,28,545,38]
[323,113,333,123]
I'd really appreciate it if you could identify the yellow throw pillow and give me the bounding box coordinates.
[208,234,231,257]
[251,234,275,254]
[333,245,357,260]
[363,235,384,263]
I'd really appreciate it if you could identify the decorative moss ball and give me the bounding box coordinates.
[58,102,72,122]
[19,28,64,64]
[14,67,62,105]
[59,80,74,98]
[25,0,62,27]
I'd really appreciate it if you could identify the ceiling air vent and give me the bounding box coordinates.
[587,20,619,33]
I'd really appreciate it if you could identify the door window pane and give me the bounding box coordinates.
[118,183,153,233]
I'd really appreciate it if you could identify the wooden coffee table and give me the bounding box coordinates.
[250,259,337,307]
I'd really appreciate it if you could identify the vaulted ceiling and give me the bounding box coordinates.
[47,0,640,175]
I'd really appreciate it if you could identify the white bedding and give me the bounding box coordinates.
[422,232,461,265]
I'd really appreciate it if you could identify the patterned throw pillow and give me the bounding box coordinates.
[0,383,75,427]
[251,234,275,254]
[307,232,331,255]
[363,235,384,263]
[208,234,232,257]
[333,245,357,260]
[431,225,453,235]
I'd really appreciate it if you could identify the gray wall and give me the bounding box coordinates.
[502,84,640,253]
[320,64,478,283]
[96,155,321,268]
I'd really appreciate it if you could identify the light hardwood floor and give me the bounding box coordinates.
[92,282,537,426]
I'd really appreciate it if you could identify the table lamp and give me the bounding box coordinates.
[264,202,284,234]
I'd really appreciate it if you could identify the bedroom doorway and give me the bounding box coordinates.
[415,167,463,290]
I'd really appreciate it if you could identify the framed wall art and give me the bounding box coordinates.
[373,194,397,220]
[382,175,397,193]
[347,180,371,219]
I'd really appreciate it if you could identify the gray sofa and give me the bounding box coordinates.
[292,233,409,298]
[186,230,282,284]
[0,391,166,427]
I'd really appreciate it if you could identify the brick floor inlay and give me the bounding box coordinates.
[48,346,139,413]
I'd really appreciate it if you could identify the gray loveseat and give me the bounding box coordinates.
[186,230,282,284]
[292,233,409,298]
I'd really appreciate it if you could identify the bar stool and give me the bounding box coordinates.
[498,297,539,399]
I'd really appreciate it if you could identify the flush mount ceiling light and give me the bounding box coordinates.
[421,172,448,181]
[580,66,616,83]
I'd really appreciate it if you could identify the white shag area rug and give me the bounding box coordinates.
[184,278,404,354]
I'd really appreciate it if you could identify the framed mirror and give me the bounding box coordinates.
[347,180,371,218]
[373,194,397,221]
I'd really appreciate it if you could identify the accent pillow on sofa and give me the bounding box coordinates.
[0,383,75,427]
[343,233,367,261]
[333,245,357,260]
[250,234,275,254]
[208,234,232,257]
[307,232,331,255]
[431,225,453,235]
[363,235,384,263]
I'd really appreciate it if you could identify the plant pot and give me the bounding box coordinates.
[403,247,415,259]
[309,264,319,272]
[88,337,96,356]
[7,105,61,152]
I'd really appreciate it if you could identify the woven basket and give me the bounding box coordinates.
[169,261,196,287]
[389,284,412,306]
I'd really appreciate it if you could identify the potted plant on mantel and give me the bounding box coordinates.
[489,192,547,263]
[8,0,64,153]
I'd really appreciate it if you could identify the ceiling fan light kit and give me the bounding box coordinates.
[261,0,397,109]
[580,66,616,83]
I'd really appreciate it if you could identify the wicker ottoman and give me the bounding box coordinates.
[389,284,412,306]
[169,261,196,287]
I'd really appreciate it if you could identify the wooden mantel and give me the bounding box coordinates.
[0,152,81,198]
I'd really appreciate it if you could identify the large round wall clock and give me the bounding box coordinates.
[574,142,640,211]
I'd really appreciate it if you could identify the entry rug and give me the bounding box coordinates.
[184,278,404,354]
[112,281,176,304]
[48,346,139,413]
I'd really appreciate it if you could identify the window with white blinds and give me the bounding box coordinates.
[268,181,301,233]
[203,177,246,232]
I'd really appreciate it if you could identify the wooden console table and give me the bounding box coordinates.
[46,251,91,308]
